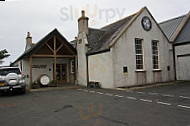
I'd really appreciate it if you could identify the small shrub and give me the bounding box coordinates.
[50,79,58,87]
[31,81,40,89]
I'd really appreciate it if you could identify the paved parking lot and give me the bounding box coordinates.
[0,81,190,126]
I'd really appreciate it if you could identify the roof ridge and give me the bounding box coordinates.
[12,28,76,64]
[159,14,187,24]
[101,12,138,29]
[31,28,58,46]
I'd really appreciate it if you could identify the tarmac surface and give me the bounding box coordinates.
[0,81,190,126]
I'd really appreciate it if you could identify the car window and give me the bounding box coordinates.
[0,68,21,76]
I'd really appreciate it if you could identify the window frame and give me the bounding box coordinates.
[70,60,75,73]
[152,40,160,70]
[135,38,144,70]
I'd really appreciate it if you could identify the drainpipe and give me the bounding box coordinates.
[86,54,89,86]
[173,43,177,81]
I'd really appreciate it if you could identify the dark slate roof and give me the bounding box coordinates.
[70,39,77,45]
[86,13,136,55]
[70,39,77,48]
[159,15,186,41]
[13,29,76,64]
[175,18,190,43]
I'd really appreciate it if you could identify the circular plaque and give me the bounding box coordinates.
[141,16,152,31]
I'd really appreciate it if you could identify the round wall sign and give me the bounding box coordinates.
[40,75,50,85]
[141,16,152,31]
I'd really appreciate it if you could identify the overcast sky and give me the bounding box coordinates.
[0,0,189,66]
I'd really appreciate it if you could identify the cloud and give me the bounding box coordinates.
[0,0,189,66]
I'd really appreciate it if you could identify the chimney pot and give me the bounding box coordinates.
[78,10,89,35]
[27,32,30,37]
[25,31,32,51]
[82,10,85,17]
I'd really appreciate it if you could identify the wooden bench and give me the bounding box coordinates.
[88,81,101,88]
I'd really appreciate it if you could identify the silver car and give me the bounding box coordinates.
[0,67,26,94]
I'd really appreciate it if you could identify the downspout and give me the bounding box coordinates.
[86,54,89,86]
[74,56,77,85]
[173,43,177,81]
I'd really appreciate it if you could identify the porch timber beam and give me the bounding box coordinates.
[56,37,75,55]
[46,43,54,52]
[54,36,56,80]
[32,55,75,58]
[56,43,64,53]
[56,55,75,58]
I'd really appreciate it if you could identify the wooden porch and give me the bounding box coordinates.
[27,29,77,87]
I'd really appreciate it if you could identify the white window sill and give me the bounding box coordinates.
[153,69,162,72]
[135,70,146,72]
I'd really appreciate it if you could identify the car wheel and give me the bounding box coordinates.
[5,73,19,86]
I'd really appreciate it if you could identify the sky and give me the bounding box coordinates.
[0,0,189,66]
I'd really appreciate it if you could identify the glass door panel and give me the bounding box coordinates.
[54,64,67,83]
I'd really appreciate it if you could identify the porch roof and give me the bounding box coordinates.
[13,29,77,64]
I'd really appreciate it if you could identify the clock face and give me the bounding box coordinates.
[141,16,152,31]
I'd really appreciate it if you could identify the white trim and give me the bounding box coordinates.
[135,70,146,72]
[135,38,144,70]
[152,40,160,70]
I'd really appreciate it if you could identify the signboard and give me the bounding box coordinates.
[32,65,47,69]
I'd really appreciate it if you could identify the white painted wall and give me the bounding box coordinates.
[111,8,174,87]
[88,52,114,89]
[22,58,71,85]
[175,44,190,80]
[77,33,88,86]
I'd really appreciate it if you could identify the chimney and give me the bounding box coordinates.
[78,10,89,35]
[25,32,32,51]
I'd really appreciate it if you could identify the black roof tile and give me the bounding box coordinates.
[86,14,136,55]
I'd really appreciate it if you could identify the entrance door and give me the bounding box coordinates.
[55,64,67,83]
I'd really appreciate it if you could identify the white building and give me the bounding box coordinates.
[13,7,176,89]
[13,29,77,87]
[77,7,174,89]
[160,11,190,81]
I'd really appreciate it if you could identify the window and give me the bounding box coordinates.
[152,40,159,69]
[167,66,170,71]
[0,68,21,76]
[123,66,128,73]
[135,38,144,70]
[71,60,75,73]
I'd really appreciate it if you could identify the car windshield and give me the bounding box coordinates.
[0,68,21,76]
